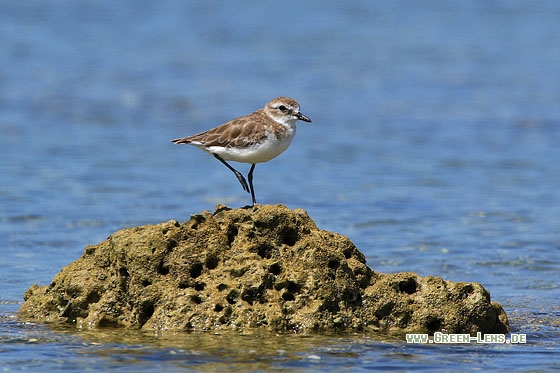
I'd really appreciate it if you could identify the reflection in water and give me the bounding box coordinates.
[8,321,408,371]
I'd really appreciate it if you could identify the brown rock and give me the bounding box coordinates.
[19,204,509,334]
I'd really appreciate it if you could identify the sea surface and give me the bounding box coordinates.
[1,0,559,371]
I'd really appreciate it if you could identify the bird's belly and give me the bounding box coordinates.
[207,135,294,164]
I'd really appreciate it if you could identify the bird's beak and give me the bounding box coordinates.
[296,112,312,123]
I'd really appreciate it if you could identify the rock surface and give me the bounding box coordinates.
[19,204,509,334]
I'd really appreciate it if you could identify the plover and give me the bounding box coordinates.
[171,97,311,206]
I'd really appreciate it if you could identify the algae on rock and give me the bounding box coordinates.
[19,204,509,334]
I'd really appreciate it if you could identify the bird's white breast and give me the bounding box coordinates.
[206,124,296,164]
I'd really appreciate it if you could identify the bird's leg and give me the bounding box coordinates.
[248,163,257,206]
[213,154,250,193]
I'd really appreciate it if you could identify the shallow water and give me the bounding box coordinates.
[1,0,559,371]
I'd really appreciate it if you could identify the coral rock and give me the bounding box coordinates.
[19,204,509,334]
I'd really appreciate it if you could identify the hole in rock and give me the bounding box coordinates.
[190,262,203,278]
[286,281,301,293]
[189,214,206,230]
[342,288,360,303]
[178,281,189,289]
[98,317,118,327]
[282,292,295,301]
[280,227,297,246]
[67,287,82,299]
[226,290,239,304]
[462,284,474,296]
[343,247,353,259]
[227,224,238,244]
[166,239,177,251]
[269,263,282,275]
[241,287,263,305]
[398,278,418,294]
[256,244,274,259]
[328,259,340,270]
[205,254,219,270]
[157,261,169,275]
[138,302,155,326]
[426,317,442,332]
[86,291,100,304]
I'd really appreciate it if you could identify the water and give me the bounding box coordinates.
[1,0,559,371]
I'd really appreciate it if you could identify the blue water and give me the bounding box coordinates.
[1,0,559,371]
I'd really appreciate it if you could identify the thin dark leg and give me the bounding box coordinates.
[213,154,250,193]
[248,163,256,206]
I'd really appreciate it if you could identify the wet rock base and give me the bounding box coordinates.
[19,204,509,334]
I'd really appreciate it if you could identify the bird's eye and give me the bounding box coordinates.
[278,105,287,112]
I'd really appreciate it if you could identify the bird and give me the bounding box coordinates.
[171,97,311,206]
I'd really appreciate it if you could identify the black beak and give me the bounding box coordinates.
[296,112,312,123]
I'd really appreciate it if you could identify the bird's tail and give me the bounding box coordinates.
[170,137,192,144]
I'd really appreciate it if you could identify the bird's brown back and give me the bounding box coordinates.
[171,109,290,149]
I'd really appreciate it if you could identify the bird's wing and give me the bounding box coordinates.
[172,110,269,148]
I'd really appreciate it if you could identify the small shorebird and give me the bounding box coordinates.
[171,97,311,206]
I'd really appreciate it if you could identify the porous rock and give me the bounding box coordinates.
[19,204,509,334]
